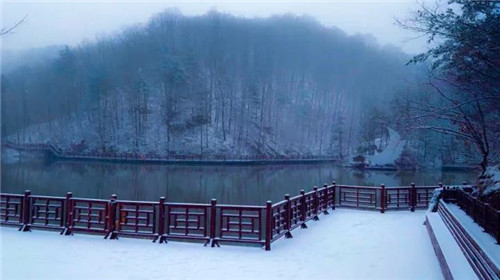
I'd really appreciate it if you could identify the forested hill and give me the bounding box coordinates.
[1,10,418,157]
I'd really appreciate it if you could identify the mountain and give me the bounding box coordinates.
[1,10,419,157]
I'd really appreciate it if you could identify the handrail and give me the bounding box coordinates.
[437,199,500,279]
[217,204,265,210]
[442,188,500,244]
[1,182,446,251]
[337,185,383,190]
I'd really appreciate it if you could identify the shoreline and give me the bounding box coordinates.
[1,144,478,170]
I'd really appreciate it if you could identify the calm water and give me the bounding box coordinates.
[1,159,477,205]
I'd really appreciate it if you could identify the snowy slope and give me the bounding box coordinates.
[367,128,405,166]
[4,92,329,157]
[482,165,500,195]
[4,95,248,156]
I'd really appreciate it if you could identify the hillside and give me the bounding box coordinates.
[1,11,418,157]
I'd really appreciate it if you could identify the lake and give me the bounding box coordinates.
[1,159,477,205]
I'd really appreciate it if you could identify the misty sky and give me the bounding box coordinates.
[2,0,428,54]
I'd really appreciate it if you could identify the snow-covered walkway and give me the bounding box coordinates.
[0,209,442,280]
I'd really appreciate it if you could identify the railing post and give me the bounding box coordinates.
[265,201,272,251]
[410,183,416,212]
[104,194,118,240]
[313,187,319,221]
[380,184,386,214]
[484,203,490,229]
[208,198,219,247]
[496,210,500,245]
[472,197,478,223]
[440,182,445,202]
[19,190,31,232]
[284,194,293,238]
[155,196,167,243]
[300,190,307,229]
[61,192,73,235]
[322,184,329,215]
[332,181,336,210]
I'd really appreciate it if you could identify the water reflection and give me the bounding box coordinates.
[1,160,477,205]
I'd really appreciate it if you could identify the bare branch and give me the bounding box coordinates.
[1,15,28,36]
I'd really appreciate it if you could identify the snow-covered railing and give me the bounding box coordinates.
[1,183,443,251]
[437,199,500,279]
[443,188,500,244]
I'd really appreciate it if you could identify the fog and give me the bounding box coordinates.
[2,0,427,54]
[2,0,497,173]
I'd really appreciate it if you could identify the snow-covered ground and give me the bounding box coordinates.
[0,210,442,280]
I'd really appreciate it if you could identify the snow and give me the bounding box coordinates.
[446,203,500,269]
[427,187,443,212]
[482,165,500,195]
[2,93,248,157]
[425,212,477,280]
[3,90,338,157]
[0,210,442,280]
[366,128,404,166]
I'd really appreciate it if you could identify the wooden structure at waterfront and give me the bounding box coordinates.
[2,142,337,165]
[1,182,437,251]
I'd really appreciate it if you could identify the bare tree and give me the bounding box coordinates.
[1,15,27,36]
[398,1,500,174]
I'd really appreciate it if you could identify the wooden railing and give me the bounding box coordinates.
[442,187,500,244]
[1,182,440,251]
[437,198,500,279]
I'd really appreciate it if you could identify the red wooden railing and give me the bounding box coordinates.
[0,193,24,226]
[443,187,500,244]
[437,197,500,279]
[1,182,443,251]
[216,204,264,245]
[416,186,436,208]
[116,200,158,239]
[29,195,65,230]
[163,202,210,243]
[66,197,109,235]
[338,185,380,211]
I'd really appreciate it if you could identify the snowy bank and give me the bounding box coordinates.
[367,128,404,166]
[0,210,442,280]
[481,165,500,196]
[350,128,405,169]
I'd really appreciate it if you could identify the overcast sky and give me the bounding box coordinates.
[2,0,428,54]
